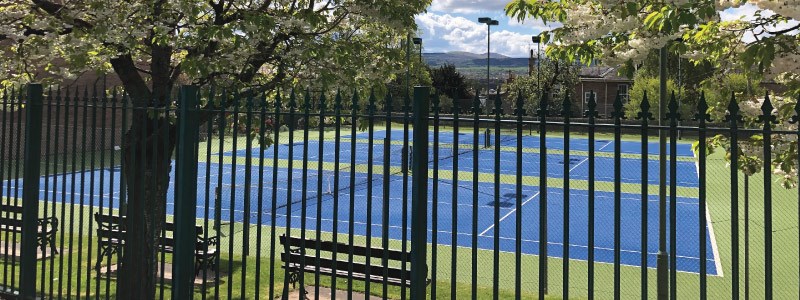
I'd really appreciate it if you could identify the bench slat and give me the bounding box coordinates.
[280,235,407,262]
[283,263,412,287]
[0,204,24,214]
[281,252,409,282]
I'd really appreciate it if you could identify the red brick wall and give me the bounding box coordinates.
[573,80,631,118]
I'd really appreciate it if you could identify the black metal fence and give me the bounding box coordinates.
[1,84,799,299]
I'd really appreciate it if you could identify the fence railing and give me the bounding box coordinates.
[1,83,798,299]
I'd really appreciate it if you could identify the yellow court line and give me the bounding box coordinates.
[204,156,699,198]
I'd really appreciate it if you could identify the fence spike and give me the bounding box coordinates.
[351,90,360,111]
[537,88,548,117]
[46,86,53,104]
[56,86,63,105]
[725,92,741,123]
[303,88,311,111]
[334,90,343,112]
[452,91,460,114]
[759,92,778,124]
[62,85,70,103]
[384,91,393,113]
[514,90,524,117]
[472,92,481,115]
[612,89,624,120]
[695,92,712,122]
[584,90,598,118]
[561,90,571,118]
[246,89,255,112]
[288,89,297,109]
[666,91,681,121]
[367,89,377,114]
[637,91,653,121]
[791,94,800,124]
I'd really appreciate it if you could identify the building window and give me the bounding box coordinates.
[584,91,594,103]
[618,84,629,102]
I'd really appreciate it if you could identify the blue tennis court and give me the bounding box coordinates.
[5,161,717,275]
[5,130,717,275]
[226,139,700,187]
[347,130,696,157]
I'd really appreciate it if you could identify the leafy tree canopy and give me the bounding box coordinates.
[429,63,471,103]
[505,0,800,95]
[1,2,430,299]
[1,0,431,101]
[504,59,579,116]
[506,0,800,186]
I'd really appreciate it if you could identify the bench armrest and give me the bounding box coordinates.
[201,235,219,247]
[37,217,59,229]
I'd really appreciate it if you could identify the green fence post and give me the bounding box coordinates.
[410,86,430,300]
[172,85,200,299]
[20,83,43,299]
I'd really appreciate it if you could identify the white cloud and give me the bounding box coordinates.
[506,15,560,34]
[416,12,534,57]
[429,0,508,14]
[720,4,799,43]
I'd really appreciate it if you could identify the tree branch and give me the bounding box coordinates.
[767,23,800,36]
[30,0,94,29]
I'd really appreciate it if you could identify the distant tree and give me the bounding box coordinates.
[505,59,579,116]
[624,74,685,118]
[385,52,432,108]
[430,63,472,104]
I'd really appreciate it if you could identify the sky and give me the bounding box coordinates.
[416,1,775,58]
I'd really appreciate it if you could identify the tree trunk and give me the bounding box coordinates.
[116,111,176,300]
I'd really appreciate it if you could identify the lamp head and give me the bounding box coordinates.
[478,17,491,24]
[532,36,541,43]
[412,38,422,45]
[489,20,499,26]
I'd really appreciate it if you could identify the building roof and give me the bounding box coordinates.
[579,66,631,82]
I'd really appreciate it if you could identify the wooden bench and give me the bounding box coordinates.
[93,213,218,276]
[0,203,59,255]
[279,234,429,293]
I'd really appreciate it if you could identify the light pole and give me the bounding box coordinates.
[532,35,542,98]
[657,43,669,300]
[532,35,542,134]
[479,17,499,111]
[413,37,422,81]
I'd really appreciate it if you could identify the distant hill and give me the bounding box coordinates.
[423,52,526,68]
[423,52,530,79]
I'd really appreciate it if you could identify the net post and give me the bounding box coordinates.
[20,83,43,299]
[384,138,390,168]
[485,128,491,148]
[214,186,222,232]
[402,144,409,175]
[410,86,430,300]
[172,85,200,299]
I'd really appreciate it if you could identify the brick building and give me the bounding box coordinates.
[573,66,633,118]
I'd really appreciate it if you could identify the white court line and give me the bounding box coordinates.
[264,212,720,276]
[695,155,724,277]
[476,140,611,237]
[478,191,540,237]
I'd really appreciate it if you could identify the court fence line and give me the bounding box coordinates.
[1,84,799,299]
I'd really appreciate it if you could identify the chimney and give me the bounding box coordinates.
[529,49,534,76]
